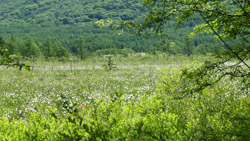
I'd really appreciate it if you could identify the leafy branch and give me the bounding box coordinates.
[0,46,30,71]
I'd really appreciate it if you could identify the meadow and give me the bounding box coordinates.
[0,54,249,140]
[0,54,181,118]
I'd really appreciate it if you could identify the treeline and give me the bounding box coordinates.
[0,34,144,61]
[0,0,228,60]
[0,24,226,61]
[0,33,148,61]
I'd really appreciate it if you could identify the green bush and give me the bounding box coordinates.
[1,62,250,140]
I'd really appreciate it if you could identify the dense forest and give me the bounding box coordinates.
[0,0,225,60]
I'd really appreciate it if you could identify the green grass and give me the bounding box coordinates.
[1,54,179,118]
[1,54,250,140]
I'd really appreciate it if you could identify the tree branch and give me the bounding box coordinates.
[198,11,250,70]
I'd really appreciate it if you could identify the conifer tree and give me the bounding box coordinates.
[75,37,88,60]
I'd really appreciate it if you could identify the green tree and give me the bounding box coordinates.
[22,37,42,58]
[0,36,30,70]
[183,36,193,57]
[194,43,207,55]
[161,38,182,55]
[42,37,54,59]
[53,40,69,59]
[75,37,88,60]
[126,0,250,91]
[3,34,20,55]
[0,37,5,46]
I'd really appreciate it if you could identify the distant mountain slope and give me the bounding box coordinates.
[0,0,224,57]
[0,0,146,26]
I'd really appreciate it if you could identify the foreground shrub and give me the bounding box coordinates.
[1,63,250,140]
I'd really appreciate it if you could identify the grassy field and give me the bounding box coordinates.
[0,54,250,140]
[1,54,190,117]
[0,66,159,118]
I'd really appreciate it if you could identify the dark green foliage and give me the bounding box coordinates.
[107,55,116,70]
[22,37,42,58]
[74,37,88,60]
[0,0,227,61]
[0,0,145,26]
[0,37,5,46]
[41,37,69,60]
[183,36,193,57]
[96,48,135,57]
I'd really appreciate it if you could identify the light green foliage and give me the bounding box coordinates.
[157,63,250,139]
[0,58,250,139]
[140,0,249,39]
[0,37,30,70]
[133,0,250,94]
[128,0,249,61]
[0,0,249,139]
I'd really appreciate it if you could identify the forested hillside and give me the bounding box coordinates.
[0,0,145,26]
[0,0,225,60]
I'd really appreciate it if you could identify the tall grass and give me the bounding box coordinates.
[1,54,248,140]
